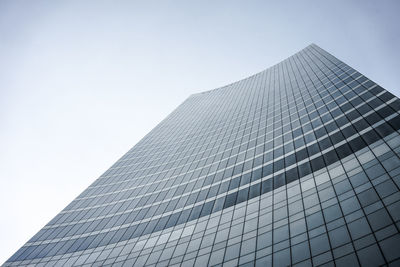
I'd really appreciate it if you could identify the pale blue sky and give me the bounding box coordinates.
[1,0,399,263]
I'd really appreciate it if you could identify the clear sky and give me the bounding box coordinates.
[0,0,399,263]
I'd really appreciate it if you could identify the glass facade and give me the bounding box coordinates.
[5,44,400,266]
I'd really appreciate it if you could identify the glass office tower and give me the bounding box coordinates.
[5,44,400,266]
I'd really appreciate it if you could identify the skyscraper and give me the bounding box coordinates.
[4,44,400,266]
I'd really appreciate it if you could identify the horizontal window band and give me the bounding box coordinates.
[13,114,400,262]
[36,100,399,237]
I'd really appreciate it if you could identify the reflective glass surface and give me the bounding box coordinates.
[5,44,400,266]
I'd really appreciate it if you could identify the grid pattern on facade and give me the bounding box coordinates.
[4,44,400,266]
